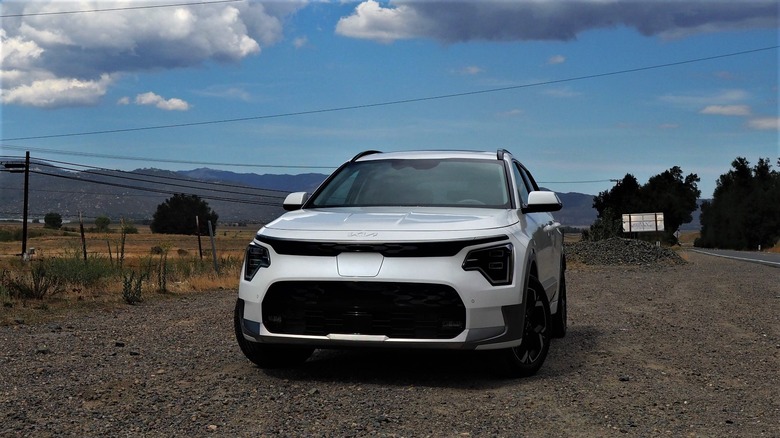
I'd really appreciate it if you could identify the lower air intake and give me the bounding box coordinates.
[262,281,466,339]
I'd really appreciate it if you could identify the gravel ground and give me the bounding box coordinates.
[1,251,778,437]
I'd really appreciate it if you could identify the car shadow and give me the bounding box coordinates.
[260,325,602,389]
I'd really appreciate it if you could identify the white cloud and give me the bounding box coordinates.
[659,89,750,108]
[335,1,778,43]
[117,96,130,105]
[700,105,751,116]
[458,66,484,75]
[547,55,566,65]
[134,92,190,111]
[498,109,524,117]
[0,29,44,68]
[1,74,114,108]
[335,0,425,43]
[747,117,780,130]
[0,1,303,108]
[293,36,309,49]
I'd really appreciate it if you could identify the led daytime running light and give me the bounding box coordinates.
[462,243,513,286]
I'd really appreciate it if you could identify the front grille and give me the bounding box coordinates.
[256,234,508,257]
[262,281,466,339]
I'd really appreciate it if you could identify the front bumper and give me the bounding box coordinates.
[237,236,529,351]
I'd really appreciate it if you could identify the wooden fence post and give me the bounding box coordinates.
[208,220,219,274]
[79,212,87,262]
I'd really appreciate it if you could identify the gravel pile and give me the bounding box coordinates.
[565,237,686,266]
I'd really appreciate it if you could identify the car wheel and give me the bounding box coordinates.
[496,278,551,378]
[234,299,314,368]
[550,271,567,338]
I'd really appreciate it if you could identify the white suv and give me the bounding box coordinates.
[235,149,567,377]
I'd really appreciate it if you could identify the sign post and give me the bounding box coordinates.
[622,212,665,233]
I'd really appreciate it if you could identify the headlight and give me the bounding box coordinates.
[244,243,271,281]
[462,243,513,286]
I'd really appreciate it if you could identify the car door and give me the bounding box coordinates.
[514,162,558,296]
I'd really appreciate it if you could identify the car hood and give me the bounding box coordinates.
[262,207,518,238]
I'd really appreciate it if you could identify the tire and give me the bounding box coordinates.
[495,278,551,378]
[550,271,567,338]
[234,299,314,369]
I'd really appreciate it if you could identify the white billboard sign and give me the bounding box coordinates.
[622,212,664,233]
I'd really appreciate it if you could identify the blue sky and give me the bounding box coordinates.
[1,0,778,198]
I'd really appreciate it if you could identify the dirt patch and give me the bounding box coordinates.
[1,251,778,436]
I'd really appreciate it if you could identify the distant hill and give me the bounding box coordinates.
[555,192,597,228]
[0,164,291,224]
[177,168,326,193]
[0,165,700,229]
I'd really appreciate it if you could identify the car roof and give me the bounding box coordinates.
[353,150,506,162]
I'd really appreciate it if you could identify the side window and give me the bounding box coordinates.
[520,166,541,191]
[512,163,530,206]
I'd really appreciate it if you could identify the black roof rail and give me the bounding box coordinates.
[497,149,510,161]
[351,150,382,162]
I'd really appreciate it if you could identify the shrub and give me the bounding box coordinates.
[94,216,111,232]
[121,220,139,234]
[46,253,117,290]
[44,212,63,229]
[121,271,144,305]
[157,253,168,293]
[4,260,64,300]
[0,229,14,242]
[0,270,11,303]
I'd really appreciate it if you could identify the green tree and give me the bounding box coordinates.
[43,212,62,229]
[639,166,700,243]
[593,174,642,218]
[697,157,779,250]
[589,168,700,243]
[150,194,219,235]
[588,174,642,240]
[94,215,111,232]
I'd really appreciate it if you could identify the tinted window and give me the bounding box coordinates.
[520,165,540,191]
[310,159,510,208]
[512,162,530,206]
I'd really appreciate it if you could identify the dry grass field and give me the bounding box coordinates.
[2,224,776,326]
[0,222,261,325]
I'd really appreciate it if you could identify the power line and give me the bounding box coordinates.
[0,154,655,187]
[0,145,338,169]
[6,155,295,196]
[0,0,243,18]
[0,185,167,198]
[2,45,777,142]
[28,169,281,207]
[34,161,287,199]
[39,158,293,194]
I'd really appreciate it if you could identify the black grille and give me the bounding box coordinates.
[256,235,508,257]
[262,281,466,339]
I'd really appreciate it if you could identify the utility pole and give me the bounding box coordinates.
[22,151,30,258]
[3,152,30,259]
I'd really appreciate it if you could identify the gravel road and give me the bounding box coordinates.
[1,251,778,437]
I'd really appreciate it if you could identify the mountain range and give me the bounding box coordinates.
[2,164,703,229]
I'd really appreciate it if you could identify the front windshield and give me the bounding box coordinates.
[309,158,510,208]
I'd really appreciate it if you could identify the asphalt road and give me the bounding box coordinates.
[692,248,780,267]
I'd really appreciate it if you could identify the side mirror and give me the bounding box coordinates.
[283,192,309,211]
[523,191,562,213]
